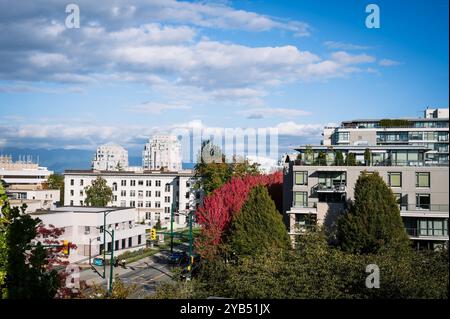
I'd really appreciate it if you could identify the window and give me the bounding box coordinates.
[416,172,430,188]
[145,201,151,207]
[130,180,136,186]
[388,172,402,187]
[130,190,135,197]
[84,226,90,234]
[122,239,126,249]
[155,201,161,208]
[120,201,126,207]
[138,235,142,245]
[115,240,119,250]
[416,194,430,210]
[128,237,132,247]
[70,179,74,186]
[112,183,117,191]
[155,191,161,197]
[121,180,127,186]
[70,190,74,196]
[121,190,126,196]
[165,196,170,203]
[80,179,84,186]
[294,191,308,207]
[99,225,104,233]
[138,201,143,207]
[295,171,308,185]
[138,190,143,198]
[165,183,171,192]
[107,242,112,252]
[130,200,135,207]
[156,180,161,187]
[138,180,143,186]
[185,203,190,210]
[79,190,83,196]
[146,190,151,197]
[165,207,170,214]
[146,180,151,187]
[185,192,190,199]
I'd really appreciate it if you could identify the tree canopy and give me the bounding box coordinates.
[337,171,410,254]
[85,177,113,207]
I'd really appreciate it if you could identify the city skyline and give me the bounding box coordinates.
[0,0,449,155]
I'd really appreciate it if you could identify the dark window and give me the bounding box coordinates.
[138,235,142,245]
[128,237,132,247]
[122,238,126,249]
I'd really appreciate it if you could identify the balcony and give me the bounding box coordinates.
[405,228,449,240]
[312,183,346,193]
[400,204,449,218]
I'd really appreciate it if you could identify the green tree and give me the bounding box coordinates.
[45,174,64,205]
[334,151,344,166]
[364,148,371,166]
[155,218,162,230]
[305,145,314,164]
[84,177,113,207]
[0,185,60,299]
[346,152,356,166]
[337,172,410,254]
[315,151,327,166]
[224,185,290,256]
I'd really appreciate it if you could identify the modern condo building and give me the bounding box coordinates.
[283,108,449,250]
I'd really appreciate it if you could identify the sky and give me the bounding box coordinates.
[0,0,448,159]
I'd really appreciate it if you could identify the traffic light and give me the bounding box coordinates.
[62,240,70,256]
[151,228,157,241]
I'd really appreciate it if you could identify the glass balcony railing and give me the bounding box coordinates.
[293,159,449,167]
[405,227,448,238]
[399,204,449,212]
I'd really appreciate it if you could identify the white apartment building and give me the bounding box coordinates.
[64,169,202,229]
[91,143,129,171]
[0,155,53,185]
[142,135,182,171]
[7,184,60,213]
[32,207,149,264]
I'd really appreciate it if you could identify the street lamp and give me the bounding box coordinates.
[101,210,116,295]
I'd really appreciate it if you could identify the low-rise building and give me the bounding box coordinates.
[0,155,53,185]
[6,184,60,213]
[32,207,149,264]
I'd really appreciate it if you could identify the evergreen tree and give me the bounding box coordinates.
[85,177,113,207]
[346,152,356,166]
[224,185,290,256]
[334,151,344,166]
[337,172,410,254]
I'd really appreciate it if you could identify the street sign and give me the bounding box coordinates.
[158,233,164,243]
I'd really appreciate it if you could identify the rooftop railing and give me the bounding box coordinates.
[293,159,449,167]
[404,227,448,238]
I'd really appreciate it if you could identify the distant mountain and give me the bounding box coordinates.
[0,147,194,173]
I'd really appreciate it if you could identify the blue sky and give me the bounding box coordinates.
[0,0,448,158]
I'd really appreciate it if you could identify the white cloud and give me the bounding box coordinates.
[331,51,376,65]
[379,59,401,66]
[239,107,311,119]
[128,101,191,114]
[324,41,371,50]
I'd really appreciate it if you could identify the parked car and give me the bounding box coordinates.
[169,251,188,265]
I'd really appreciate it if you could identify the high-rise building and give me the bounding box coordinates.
[91,143,129,171]
[283,108,449,250]
[142,135,182,171]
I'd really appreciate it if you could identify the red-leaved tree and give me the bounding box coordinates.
[195,171,283,259]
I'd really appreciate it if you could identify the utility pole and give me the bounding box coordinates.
[170,204,174,254]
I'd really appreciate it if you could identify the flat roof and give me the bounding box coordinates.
[32,206,132,215]
[342,117,448,124]
[64,169,194,176]
[294,145,431,151]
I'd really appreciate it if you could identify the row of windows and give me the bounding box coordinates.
[294,191,435,208]
[101,235,142,254]
[295,171,432,188]
[70,179,192,188]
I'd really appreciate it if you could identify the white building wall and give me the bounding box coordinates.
[64,171,201,229]
[92,143,129,171]
[33,207,149,264]
[142,135,182,171]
